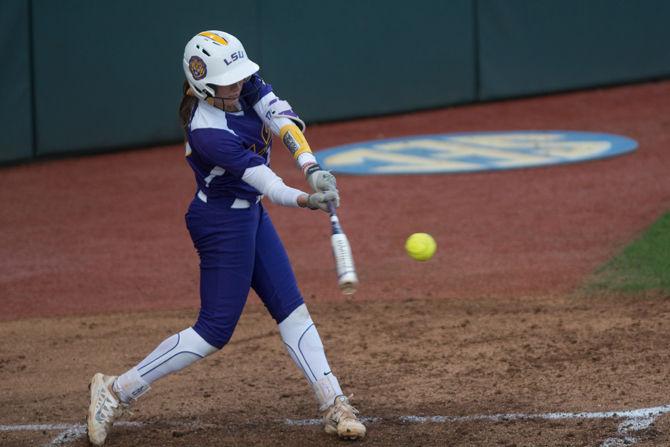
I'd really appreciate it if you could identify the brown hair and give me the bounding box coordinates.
[178,80,198,132]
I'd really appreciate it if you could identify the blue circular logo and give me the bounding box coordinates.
[315,131,638,175]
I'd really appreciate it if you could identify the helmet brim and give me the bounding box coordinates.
[206,59,260,87]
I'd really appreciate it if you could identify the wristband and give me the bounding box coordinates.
[304,163,322,178]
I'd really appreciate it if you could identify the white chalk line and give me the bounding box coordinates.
[286,404,670,446]
[45,425,85,446]
[1,404,667,446]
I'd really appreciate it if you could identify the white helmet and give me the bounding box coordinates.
[183,30,260,100]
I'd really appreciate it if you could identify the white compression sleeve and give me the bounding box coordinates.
[279,304,343,411]
[242,164,305,207]
[253,92,306,134]
[296,152,317,168]
[253,93,316,169]
[113,327,217,403]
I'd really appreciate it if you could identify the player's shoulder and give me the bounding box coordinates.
[190,101,238,136]
[242,74,273,107]
[246,73,270,91]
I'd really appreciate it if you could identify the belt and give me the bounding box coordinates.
[197,190,262,208]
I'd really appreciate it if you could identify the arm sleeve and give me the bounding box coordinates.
[190,128,266,178]
[242,164,306,207]
[253,90,317,171]
[253,91,306,135]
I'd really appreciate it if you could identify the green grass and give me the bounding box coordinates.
[585,212,670,294]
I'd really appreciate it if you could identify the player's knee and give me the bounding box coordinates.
[180,327,219,357]
[193,317,234,349]
[280,303,310,325]
[278,303,318,347]
[271,298,305,324]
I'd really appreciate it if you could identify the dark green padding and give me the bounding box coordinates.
[257,0,477,122]
[477,0,670,100]
[31,0,259,155]
[30,0,475,156]
[0,0,33,162]
[5,0,668,162]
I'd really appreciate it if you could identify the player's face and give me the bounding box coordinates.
[215,77,251,112]
[215,76,251,101]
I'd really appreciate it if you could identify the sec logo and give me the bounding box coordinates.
[316,131,637,175]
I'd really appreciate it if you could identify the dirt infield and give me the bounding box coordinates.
[1,80,670,446]
[3,296,670,446]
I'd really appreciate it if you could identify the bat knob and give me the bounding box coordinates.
[339,272,359,295]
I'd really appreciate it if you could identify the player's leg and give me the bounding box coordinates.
[108,254,253,404]
[277,304,366,440]
[87,326,219,445]
[251,205,365,440]
[120,199,257,392]
[88,199,258,445]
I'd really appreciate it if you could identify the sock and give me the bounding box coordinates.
[278,304,343,411]
[114,327,218,404]
[113,367,149,403]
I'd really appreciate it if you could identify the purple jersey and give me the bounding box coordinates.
[185,75,274,201]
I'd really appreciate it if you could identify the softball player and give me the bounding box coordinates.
[87,30,366,445]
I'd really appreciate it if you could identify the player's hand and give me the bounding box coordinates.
[306,190,340,212]
[307,168,337,193]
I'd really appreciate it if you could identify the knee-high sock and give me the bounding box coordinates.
[114,327,218,403]
[279,304,343,411]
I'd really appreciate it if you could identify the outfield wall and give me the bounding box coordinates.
[477,0,670,100]
[1,0,669,163]
[1,0,33,162]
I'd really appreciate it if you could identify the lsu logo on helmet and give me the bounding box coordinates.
[189,56,207,80]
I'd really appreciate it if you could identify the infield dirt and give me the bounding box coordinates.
[1,81,670,446]
[2,294,670,446]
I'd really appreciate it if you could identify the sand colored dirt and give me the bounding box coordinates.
[1,81,670,446]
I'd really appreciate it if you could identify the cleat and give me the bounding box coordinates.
[87,373,125,446]
[323,395,366,440]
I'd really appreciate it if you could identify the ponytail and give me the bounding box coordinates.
[178,80,198,132]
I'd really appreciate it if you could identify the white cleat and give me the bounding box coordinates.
[323,395,366,440]
[87,373,125,446]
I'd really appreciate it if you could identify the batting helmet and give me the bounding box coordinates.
[183,31,260,100]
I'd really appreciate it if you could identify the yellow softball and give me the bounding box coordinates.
[405,233,437,261]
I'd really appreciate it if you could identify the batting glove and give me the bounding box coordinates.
[306,190,340,212]
[306,164,337,193]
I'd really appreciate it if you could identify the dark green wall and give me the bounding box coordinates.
[258,1,476,122]
[477,0,670,99]
[1,0,669,163]
[29,0,475,156]
[31,0,259,155]
[0,0,33,162]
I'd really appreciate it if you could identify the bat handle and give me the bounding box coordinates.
[327,200,337,215]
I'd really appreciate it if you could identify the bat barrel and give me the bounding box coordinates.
[327,200,359,295]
